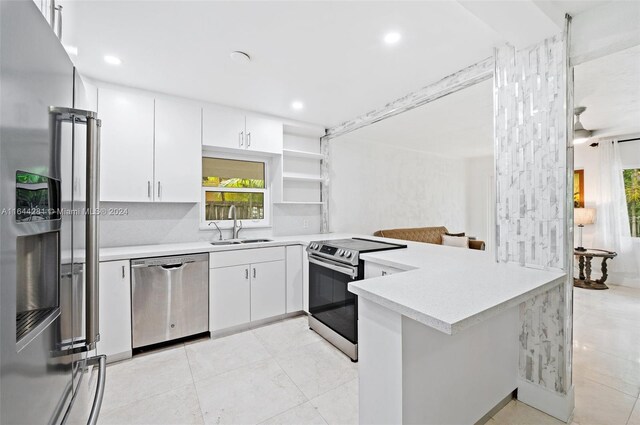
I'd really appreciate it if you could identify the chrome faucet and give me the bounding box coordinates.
[208,221,223,240]
[228,205,241,239]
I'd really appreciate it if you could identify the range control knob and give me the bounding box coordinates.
[345,252,352,258]
[337,249,344,256]
[311,243,318,250]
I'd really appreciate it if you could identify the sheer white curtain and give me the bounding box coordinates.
[595,141,640,286]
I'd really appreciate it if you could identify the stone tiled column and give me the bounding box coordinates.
[494,30,575,421]
[320,136,330,233]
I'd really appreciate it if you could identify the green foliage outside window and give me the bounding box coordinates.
[623,169,640,237]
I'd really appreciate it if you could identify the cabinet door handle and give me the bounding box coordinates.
[148,181,151,199]
[157,181,161,199]
[247,132,251,147]
[121,265,125,279]
[253,267,256,278]
[239,131,244,147]
[245,268,249,280]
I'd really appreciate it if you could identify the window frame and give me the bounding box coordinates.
[200,152,271,230]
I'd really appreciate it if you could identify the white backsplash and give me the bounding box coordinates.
[99,202,321,248]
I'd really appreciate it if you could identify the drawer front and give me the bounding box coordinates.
[210,247,285,269]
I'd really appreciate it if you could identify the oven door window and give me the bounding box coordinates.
[309,261,357,344]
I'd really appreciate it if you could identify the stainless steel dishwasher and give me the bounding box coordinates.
[131,253,209,348]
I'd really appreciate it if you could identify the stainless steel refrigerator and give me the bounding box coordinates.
[1,1,105,423]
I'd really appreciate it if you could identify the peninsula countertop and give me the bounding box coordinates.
[351,240,566,335]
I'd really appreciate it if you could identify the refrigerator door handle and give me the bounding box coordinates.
[85,113,100,348]
[49,107,101,350]
[87,354,107,425]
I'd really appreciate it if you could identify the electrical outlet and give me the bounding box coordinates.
[303,219,309,229]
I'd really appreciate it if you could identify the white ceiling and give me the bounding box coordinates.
[338,78,494,158]
[59,0,600,128]
[575,44,640,139]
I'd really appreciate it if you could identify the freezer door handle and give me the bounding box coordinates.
[87,354,107,425]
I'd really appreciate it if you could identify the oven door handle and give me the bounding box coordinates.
[308,256,358,278]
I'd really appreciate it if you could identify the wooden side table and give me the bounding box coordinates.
[574,248,617,290]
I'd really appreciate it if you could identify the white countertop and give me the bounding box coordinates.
[88,233,564,337]
[92,233,357,262]
[351,240,565,335]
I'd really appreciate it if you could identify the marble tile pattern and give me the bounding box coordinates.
[494,37,567,270]
[494,36,574,397]
[519,282,567,392]
[320,137,330,233]
[324,56,493,140]
[100,286,639,425]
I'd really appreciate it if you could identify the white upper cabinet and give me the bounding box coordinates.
[154,98,201,202]
[202,104,246,150]
[203,105,283,155]
[245,113,283,155]
[98,87,155,202]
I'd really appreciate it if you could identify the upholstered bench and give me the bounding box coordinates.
[373,226,486,251]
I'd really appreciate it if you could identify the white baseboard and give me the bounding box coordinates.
[517,379,575,423]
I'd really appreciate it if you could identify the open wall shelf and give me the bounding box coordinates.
[283,149,324,160]
[273,126,324,206]
[282,173,323,183]
[274,201,325,205]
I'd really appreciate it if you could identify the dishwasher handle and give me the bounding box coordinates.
[131,253,209,268]
[160,263,185,270]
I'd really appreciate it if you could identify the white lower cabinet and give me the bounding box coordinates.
[97,260,132,362]
[364,262,406,279]
[250,260,285,321]
[210,265,251,332]
[209,247,287,332]
[285,245,304,313]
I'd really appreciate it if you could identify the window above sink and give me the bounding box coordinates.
[201,155,271,229]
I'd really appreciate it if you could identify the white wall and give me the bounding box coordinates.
[328,136,467,236]
[574,141,640,286]
[464,155,494,250]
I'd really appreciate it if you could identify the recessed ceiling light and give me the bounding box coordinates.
[230,51,251,63]
[384,32,402,45]
[104,55,122,66]
[291,101,304,110]
[64,45,78,56]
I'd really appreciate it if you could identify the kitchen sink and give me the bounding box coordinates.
[210,240,242,246]
[210,239,273,246]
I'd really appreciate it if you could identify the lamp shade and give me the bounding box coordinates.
[574,208,596,225]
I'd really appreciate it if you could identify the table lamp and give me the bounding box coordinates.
[574,208,596,252]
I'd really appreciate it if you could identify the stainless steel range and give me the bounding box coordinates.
[307,238,407,361]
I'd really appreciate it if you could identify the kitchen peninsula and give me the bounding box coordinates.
[77,233,570,424]
[350,242,568,424]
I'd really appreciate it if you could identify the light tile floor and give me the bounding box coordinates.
[100,285,640,424]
